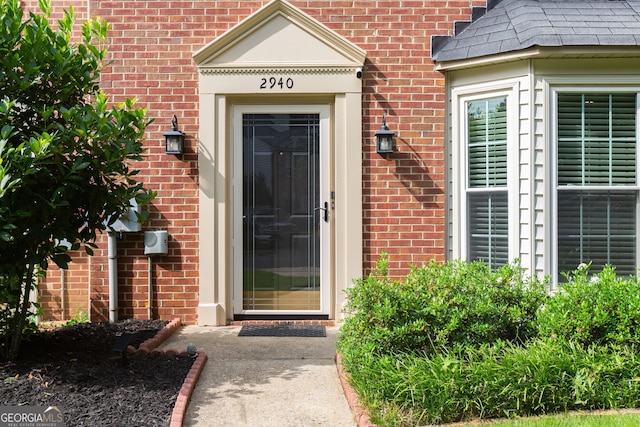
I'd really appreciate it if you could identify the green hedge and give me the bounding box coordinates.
[346,339,640,426]
[338,255,548,356]
[338,258,640,426]
[539,264,640,347]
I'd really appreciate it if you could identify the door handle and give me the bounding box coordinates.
[314,201,329,223]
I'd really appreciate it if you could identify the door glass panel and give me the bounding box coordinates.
[242,114,321,311]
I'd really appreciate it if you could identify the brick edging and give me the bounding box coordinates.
[170,351,208,427]
[139,317,183,351]
[123,318,209,427]
[335,353,377,427]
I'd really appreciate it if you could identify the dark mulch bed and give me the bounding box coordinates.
[0,319,194,426]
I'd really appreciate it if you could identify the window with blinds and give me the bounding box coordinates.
[557,92,638,278]
[466,96,508,269]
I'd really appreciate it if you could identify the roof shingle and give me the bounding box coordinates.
[433,0,640,62]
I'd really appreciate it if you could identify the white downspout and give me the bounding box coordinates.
[88,256,92,322]
[148,256,153,320]
[107,232,118,322]
[60,268,66,318]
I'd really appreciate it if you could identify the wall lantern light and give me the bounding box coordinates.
[375,113,395,155]
[164,115,185,155]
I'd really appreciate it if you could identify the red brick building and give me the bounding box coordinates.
[27,0,640,325]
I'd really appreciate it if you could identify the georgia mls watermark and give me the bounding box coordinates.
[0,406,65,427]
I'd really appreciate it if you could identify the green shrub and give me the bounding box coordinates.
[338,255,549,356]
[538,264,640,347]
[338,257,640,426]
[343,339,640,426]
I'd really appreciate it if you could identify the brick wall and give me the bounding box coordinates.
[22,0,485,323]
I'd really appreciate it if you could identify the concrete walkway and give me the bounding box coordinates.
[159,325,357,427]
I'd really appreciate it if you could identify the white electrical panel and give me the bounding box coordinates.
[144,230,168,255]
[108,198,142,233]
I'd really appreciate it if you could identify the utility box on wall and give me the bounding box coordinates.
[144,230,168,255]
[108,199,142,233]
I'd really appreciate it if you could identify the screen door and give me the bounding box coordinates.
[233,105,330,315]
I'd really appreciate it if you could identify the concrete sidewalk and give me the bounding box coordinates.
[159,325,357,427]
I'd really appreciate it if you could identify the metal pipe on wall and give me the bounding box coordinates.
[107,232,118,322]
[148,256,153,320]
[60,268,66,318]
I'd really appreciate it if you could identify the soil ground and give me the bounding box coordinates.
[0,319,194,426]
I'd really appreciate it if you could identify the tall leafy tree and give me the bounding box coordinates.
[0,0,155,359]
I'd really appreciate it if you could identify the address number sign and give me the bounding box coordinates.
[260,77,294,90]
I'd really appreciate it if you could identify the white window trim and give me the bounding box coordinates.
[549,86,640,282]
[451,81,520,265]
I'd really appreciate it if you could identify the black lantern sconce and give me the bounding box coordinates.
[375,113,395,155]
[164,115,185,155]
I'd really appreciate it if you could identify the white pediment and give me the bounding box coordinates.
[193,0,366,70]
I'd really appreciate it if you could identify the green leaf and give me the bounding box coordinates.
[73,159,91,171]
[51,253,71,269]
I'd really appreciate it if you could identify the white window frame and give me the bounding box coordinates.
[550,86,640,282]
[451,82,520,266]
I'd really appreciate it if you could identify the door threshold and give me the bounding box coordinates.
[230,314,332,326]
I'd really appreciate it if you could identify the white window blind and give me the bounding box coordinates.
[557,93,637,277]
[467,97,508,269]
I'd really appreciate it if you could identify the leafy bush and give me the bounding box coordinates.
[338,257,640,425]
[0,0,154,359]
[338,255,549,356]
[538,264,640,347]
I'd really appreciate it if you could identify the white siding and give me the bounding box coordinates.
[518,78,533,273]
[532,75,547,278]
[447,62,533,271]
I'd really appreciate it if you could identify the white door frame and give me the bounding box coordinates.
[232,104,331,316]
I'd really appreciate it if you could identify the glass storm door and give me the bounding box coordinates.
[233,105,330,315]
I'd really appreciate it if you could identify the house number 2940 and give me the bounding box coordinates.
[260,77,294,90]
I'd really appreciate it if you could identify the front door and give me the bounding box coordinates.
[233,105,330,317]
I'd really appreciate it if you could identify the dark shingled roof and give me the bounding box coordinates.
[433,0,640,62]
